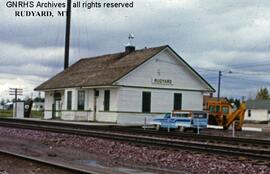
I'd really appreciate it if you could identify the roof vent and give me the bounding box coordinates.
[125,33,135,54]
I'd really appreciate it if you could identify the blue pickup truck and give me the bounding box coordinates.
[150,111,208,132]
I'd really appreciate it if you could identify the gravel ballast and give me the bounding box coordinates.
[0,127,269,174]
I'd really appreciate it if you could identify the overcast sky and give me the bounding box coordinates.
[1,0,270,100]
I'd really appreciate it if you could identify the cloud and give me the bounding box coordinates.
[0,73,46,100]
[1,0,270,100]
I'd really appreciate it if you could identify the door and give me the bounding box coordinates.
[174,93,182,110]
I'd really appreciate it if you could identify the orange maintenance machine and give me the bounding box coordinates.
[207,101,246,131]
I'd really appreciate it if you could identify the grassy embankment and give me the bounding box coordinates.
[0,110,43,118]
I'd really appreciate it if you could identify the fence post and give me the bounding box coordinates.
[197,121,200,135]
[144,117,146,130]
[232,121,235,138]
[167,118,170,132]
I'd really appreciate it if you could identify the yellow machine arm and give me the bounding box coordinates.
[223,103,246,131]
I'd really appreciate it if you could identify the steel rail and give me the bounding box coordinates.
[0,119,270,161]
[0,118,269,147]
[0,149,98,174]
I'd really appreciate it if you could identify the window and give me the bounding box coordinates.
[222,106,229,114]
[173,113,189,118]
[248,110,251,117]
[193,112,207,119]
[174,93,182,110]
[142,92,151,113]
[95,90,99,97]
[77,91,85,110]
[164,113,171,118]
[216,106,220,112]
[209,105,214,112]
[67,91,72,110]
[104,90,110,111]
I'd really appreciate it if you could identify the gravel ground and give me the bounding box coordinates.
[0,153,77,174]
[0,126,269,174]
[195,124,270,140]
[243,123,270,133]
[200,128,270,139]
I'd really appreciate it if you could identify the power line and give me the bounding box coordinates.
[227,70,270,76]
[222,75,270,86]
[196,66,270,76]
[194,67,222,72]
[230,62,270,69]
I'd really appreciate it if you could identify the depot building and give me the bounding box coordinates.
[35,45,215,124]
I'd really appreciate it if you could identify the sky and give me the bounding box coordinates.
[1,0,270,100]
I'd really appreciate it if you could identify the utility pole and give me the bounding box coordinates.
[9,88,23,118]
[217,70,222,101]
[64,0,72,69]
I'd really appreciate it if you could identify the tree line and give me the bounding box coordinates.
[255,87,270,100]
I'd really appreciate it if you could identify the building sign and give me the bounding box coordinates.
[152,78,173,85]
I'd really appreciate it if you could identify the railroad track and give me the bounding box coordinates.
[0,149,97,174]
[0,118,270,161]
[0,117,269,148]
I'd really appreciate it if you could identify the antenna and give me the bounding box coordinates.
[128,33,134,46]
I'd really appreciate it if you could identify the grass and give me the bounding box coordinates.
[0,110,43,118]
[31,111,43,118]
[0,110,12,117]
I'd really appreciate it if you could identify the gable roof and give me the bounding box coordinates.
[35,45,215,91]
[246,100,270,110]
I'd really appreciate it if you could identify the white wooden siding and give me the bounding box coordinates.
[95,88,118,122]
[86,90,94,111]
[44,91,53,119]
[117,113,164,124]
[96,88,118,112]
[117,87,203,113]
[61,111,93,121]
[64,88,77,110]
[44,90,64,119]
[244,109,269,122]
[117,49,211,91]
[43,47,210,124]
[62,88,94,120]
